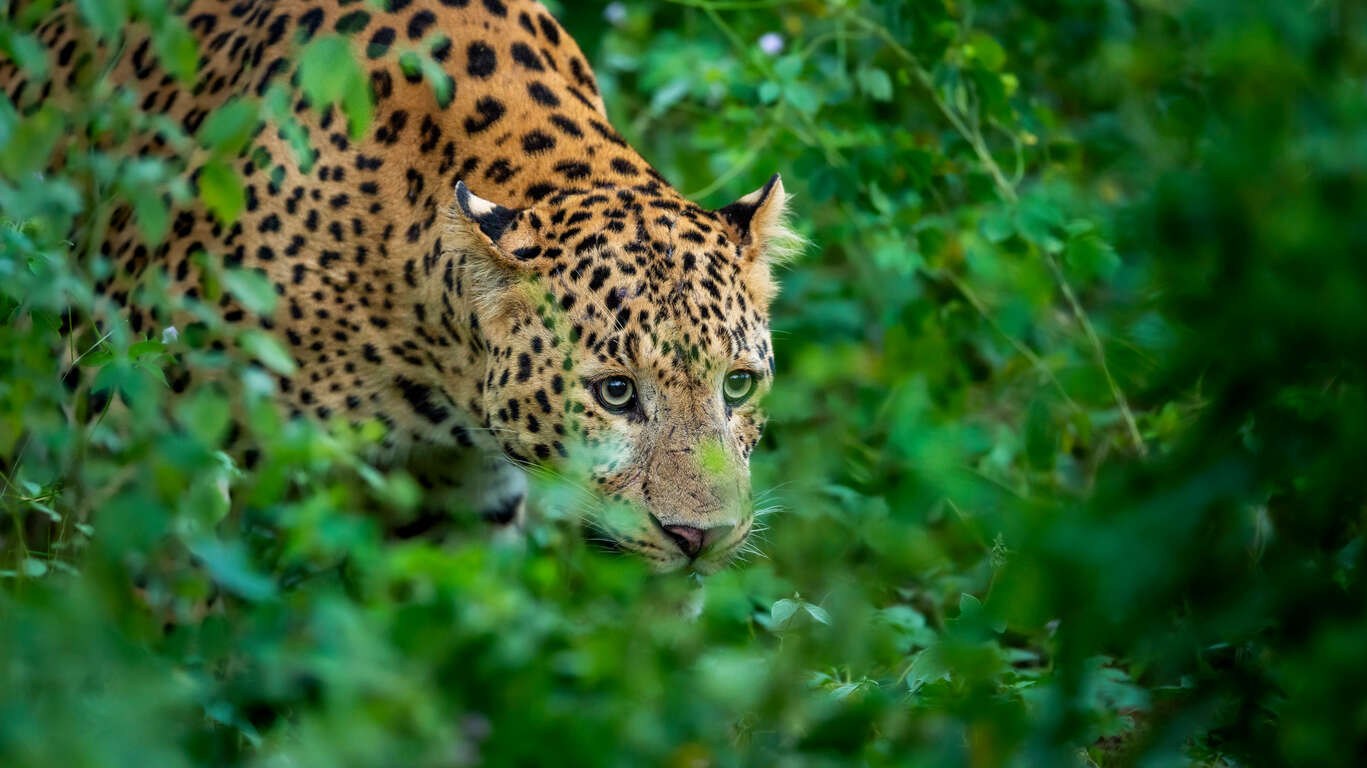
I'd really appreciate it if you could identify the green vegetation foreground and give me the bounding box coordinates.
[2,0,1365,765]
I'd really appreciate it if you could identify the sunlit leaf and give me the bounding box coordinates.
[856,67,893,101]
[199,98,259,156]
[239,330,297,375]
[297,35,374,138]
[198,159,244,225]
[221,268,278,316]
[151,16,199,84]
[75,0,128,37]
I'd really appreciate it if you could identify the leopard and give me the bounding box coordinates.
[2,0,798,573]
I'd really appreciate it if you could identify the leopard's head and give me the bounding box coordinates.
[447,176,795,572]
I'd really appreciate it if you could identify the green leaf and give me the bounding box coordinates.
[78,349,114,368]
[783,83,822,115]
[906,645,952,691]
[872,234,921,276]
[773,54,803,80]
[770,598,799,626]
[188,538,277,601]
[830,681,865,700]
[419,55,454,108]
[0,104,63,178]
[199,160,245,225]
[76,0,128,38]
[131,189,170,245]
[129,339,166,360]
[980,209,1015,243]
[1016,195,1065,253]
[199,99,260,156]
[240,330,297,375]
[868,181,894,216]
[177,387,231,445]
[856,67,894,101]
[399,51,421,79]
[803,603,832,625]
[1064,231,1121,283]
[221,268,278,316]
[880,605,936,648]
[648,79,690,115]
[152,16,199,84]
[966,31,1007,72]
[0,29,49,81]
[298,36,374,138]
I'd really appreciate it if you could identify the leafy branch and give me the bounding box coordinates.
[849,15,1149,457]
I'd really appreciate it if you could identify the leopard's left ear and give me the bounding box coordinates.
[449,180,559,273]
[714,173,801,304]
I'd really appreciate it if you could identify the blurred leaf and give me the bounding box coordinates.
[771,597,799,626]
[187,538,277,601]
[803,602,831,625]
[199,98,259,156]
[0,29,48,80]
[221,268,278,316]
[75,0,128,37]
[199,159,244,225]
[856,67,894,101]
[151,16,198,84]
[1064,230,1120,283]
[297,35,374,138]
[239,330,296,375]
[0,103,63,178]
[131,188,170,244]
[176,387,231,445]
[966,31,1006,72]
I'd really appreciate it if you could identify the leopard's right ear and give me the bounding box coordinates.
[449,180,561,271]
[447,182,552,319]
[454,181,519,246]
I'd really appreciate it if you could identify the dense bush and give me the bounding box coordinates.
[3,0,1364,765]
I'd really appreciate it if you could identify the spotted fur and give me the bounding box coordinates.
[3,0,796,572]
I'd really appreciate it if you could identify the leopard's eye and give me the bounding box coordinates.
[723,370,757,406]
[596,375,637,412]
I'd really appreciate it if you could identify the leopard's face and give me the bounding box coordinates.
[451,177,792,572]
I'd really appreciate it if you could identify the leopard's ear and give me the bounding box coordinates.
[714,174,802,304]
[447,182,548,320]
[455,180,519,243]
[450,180,540,265]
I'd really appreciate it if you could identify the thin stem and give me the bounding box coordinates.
[1044,252,1148,456]
[853,14,1148,457]
[682,1,845,166]
[935,268,1083,416]
[685,118,779,199]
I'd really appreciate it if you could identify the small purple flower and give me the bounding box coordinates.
[603,3,627,25]
[758,32,784,56]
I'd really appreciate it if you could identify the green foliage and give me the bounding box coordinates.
[3,0,1366,765]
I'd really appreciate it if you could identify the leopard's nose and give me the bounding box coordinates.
[663,525,706,558]
[663,524,734,558]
